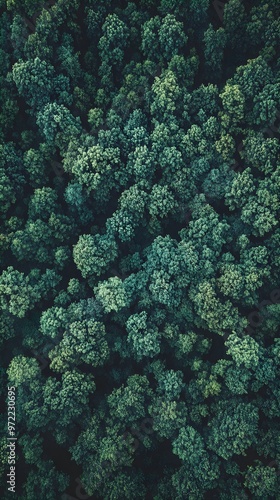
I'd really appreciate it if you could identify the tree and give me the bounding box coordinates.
[158,14,187,61]
[251,82,280,127]
[49,319,109,372]
[225,167,255,211]
[0,163,16,215]
[244,462,278,498]
[106,183,149,242]
[219,83,245,133]
[101,470,147,500]
[141,16,161,61]
[57,33,82,84]
[126,311,161,360]
[172,426,220,497]
[63,143,121,201]
[94,277,128,313]
[32,370,95,441]
[240,180,279,237]
[225,333,261,370]
[188,0,209,27]
[246,1,280,51]
[73,233,118,278]
[106,374,153,428]
[36,103,82,153]
[207,400,259,459]
[150,70,182,123]
[168,51,199,89]
[23,145,50,188]
[18,433,43,465]
[6,0,46,16]
[11,219,53,263]
[148,398,187,439]
[23,460,69,500]
[7,355,41,387]
[126,145,156,185]
[241,131,279,174]
[0,267,61,318]
[223,0,247,50]
[203,25,226,81]
[148,184,176,219]
[230,56,274,120]
[142,235,191,309]
[12,57,72,111]
[98,13,129,65]
[28,187,58,220]
[0,143,24,216]
[223,362,251,395]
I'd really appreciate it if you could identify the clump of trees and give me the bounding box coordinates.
[1,0,280,498]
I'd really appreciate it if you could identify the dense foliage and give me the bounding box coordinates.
[1,0,280,498]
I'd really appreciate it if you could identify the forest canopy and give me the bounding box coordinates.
[1,0,280,498]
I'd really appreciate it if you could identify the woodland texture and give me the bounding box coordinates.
[1,0,280,498]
